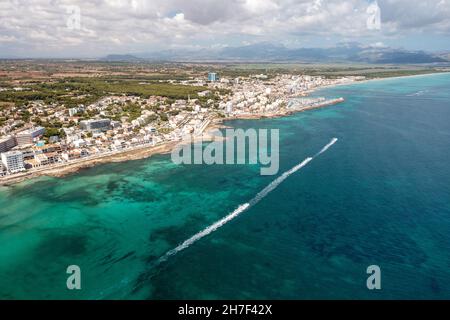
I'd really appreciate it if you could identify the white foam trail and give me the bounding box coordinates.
[157,203,250,263]
[249,157,313,206]
[407,90,428,96]
[157,138,338,264]
[316,137,338,156]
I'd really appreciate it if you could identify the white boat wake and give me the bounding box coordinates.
[316,137,338,156]
[407,90,428,96]
[157,137,339,264]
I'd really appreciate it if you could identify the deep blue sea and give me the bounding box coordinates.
[1,73,450,299]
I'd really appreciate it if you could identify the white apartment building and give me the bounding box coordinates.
[15,127,45,146]
[1,151,25,173]
[226,102,233,114]
[79,119,111,132]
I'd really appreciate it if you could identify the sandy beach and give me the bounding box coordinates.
[317,71,447,91]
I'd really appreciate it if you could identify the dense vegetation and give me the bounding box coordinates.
[0,78,209,107]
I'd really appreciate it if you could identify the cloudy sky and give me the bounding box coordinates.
[0,0,449,58]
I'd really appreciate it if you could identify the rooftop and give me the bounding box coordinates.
[1,150,23,156]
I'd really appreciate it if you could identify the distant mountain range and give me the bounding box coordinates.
[102,42,449,64]
[101,54,143,62]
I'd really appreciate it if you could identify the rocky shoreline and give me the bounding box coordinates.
[0,142,178,186]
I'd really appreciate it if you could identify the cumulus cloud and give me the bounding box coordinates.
[0,0,449,57]
[380,0,450,32]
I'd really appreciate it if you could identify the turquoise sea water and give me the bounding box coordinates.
[1,73,450,299]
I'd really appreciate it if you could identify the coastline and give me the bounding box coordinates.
[0,128,222,186]
[317,71,448,91]
[0,141,178,186]
[0,71,446,187]
[224,98,345,121]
